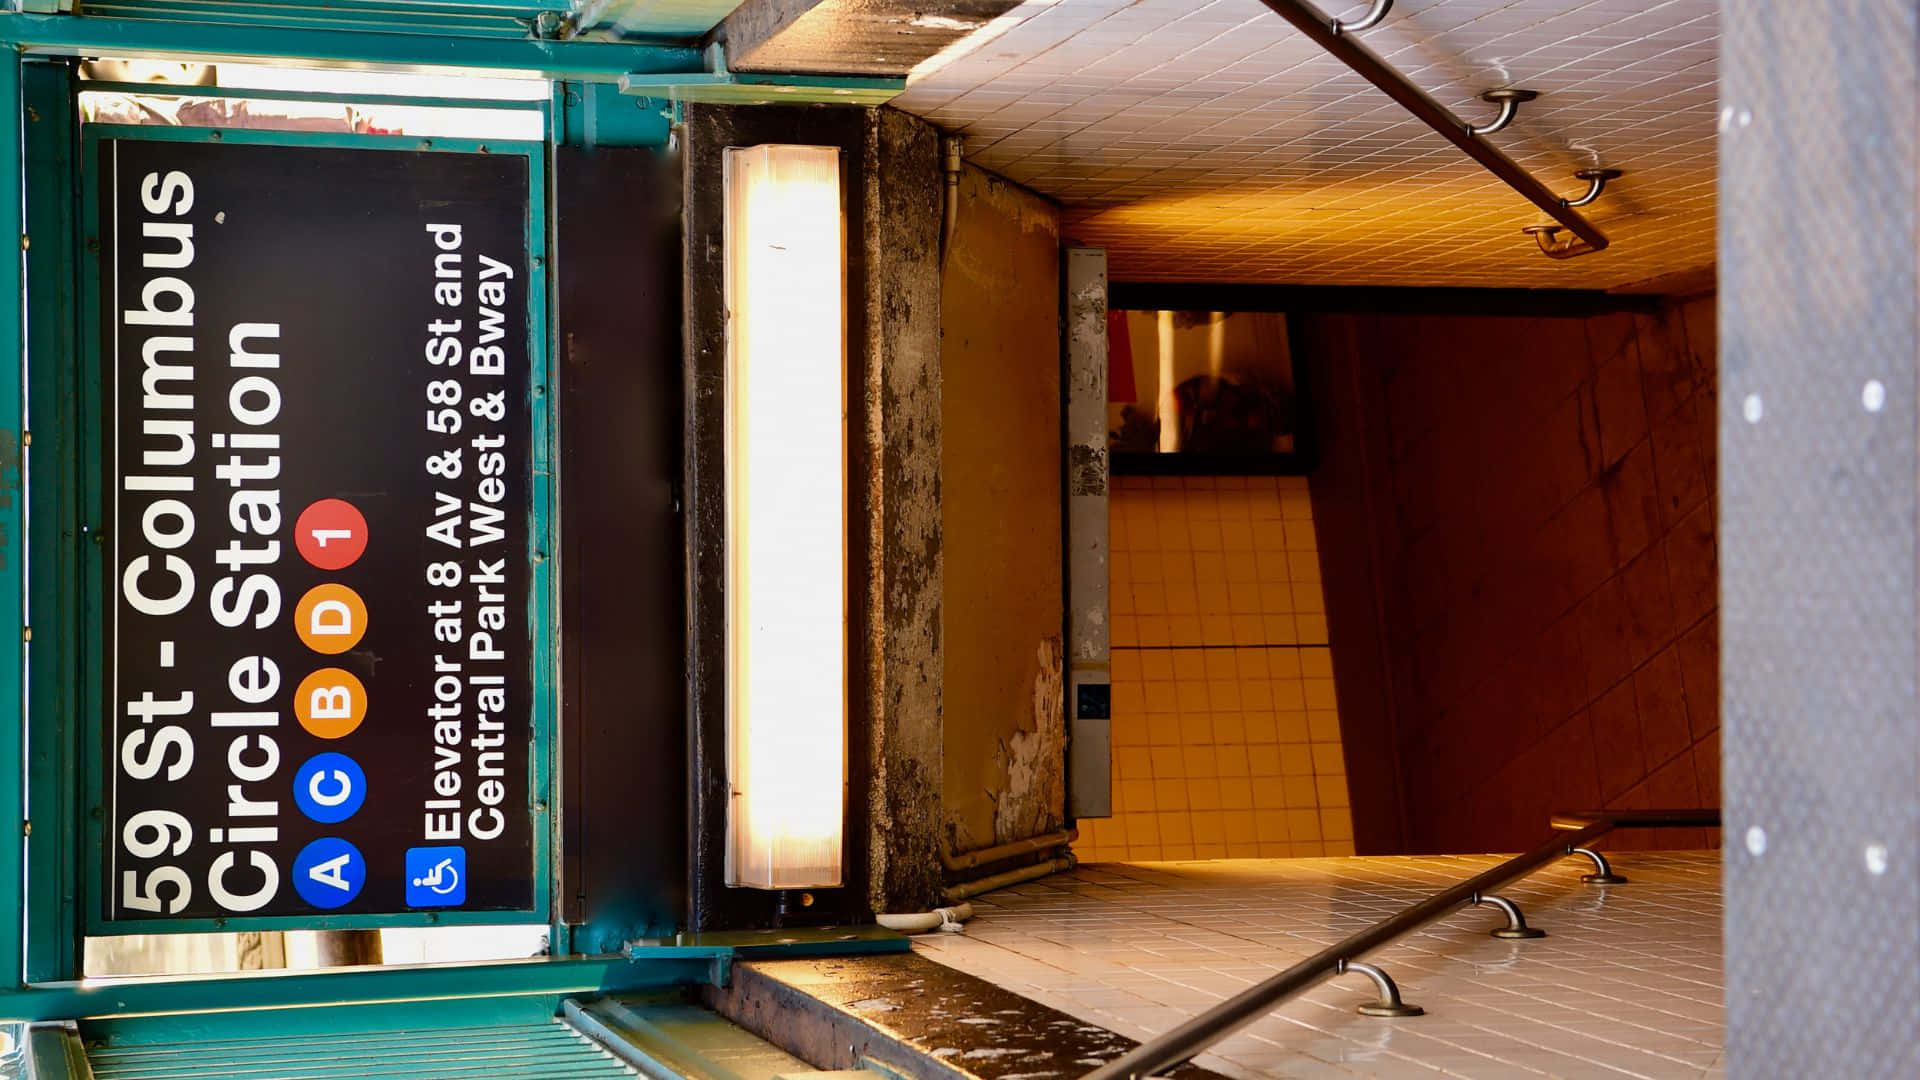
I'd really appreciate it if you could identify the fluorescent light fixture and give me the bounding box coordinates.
[214,62,549,100]
[723,144,847,890]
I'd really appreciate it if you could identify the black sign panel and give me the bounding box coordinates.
[103,138,537,923]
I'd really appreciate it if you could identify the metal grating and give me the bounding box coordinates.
[86,1021,639,1078]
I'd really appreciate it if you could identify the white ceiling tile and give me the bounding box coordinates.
[894,0,1716,288]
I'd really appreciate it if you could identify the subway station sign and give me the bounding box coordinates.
[101,138,538,923]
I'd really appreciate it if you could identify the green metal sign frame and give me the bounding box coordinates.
[70,119,560,937]
[0,10,912,1027]
[0,36,591,1007]
[0,11,902,99]
[2,11,705,82]
[3,47,30,999]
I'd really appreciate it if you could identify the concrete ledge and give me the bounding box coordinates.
[705,953,1228,1079]
[719,0,1025,76]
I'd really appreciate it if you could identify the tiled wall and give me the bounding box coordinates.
[1305,296,1719,854]
[1074,476,1355,861]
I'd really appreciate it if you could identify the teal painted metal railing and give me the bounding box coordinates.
[87,1022,641,1079]
[0,12,706,81]
[0,11,901,98]
[0,42,27,1010]
[74,0,576,41]
[22,55,83,986]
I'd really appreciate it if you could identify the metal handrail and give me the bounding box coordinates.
[1255,0,1613,252]
[1083,808,1721,1079]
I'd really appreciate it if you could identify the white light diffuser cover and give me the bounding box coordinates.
[723,144,847,890]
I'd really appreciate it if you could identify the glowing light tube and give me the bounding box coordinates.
[723,144,847,890]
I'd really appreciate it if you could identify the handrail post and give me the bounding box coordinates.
[1570,846,1627,885]
[1339,959,1423,1017]
[1472,893,1546,939]
[1080,810,1720,1080]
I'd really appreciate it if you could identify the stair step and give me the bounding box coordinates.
[565,996,817,1080]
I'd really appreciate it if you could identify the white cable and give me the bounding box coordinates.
[875,902,975,934]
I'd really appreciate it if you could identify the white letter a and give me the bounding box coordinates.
[308,854,352,892]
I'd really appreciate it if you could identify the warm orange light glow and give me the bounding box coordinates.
[1207,310,1226,380]
[723,144,847,890]
[1156,310,1179,453]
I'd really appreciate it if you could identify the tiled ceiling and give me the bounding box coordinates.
[894,0,1717,288]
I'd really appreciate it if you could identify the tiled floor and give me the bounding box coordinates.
[918,853,1723,1078]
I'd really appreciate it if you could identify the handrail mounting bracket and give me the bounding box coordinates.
[1468,87,1537,136]
[1473,893,1547,940]
[1331,0,1393,35]
[1564,167,1624,209]
[1338,958,1425,1017]
[1524,224,1598,260]
[1570,846,1628,885]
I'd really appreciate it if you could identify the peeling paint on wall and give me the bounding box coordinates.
[993,636,1067,844]
[937,160,1065,859]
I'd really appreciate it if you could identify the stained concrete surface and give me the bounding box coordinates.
[861,105,950,915]
[722,1,1026,76]
[709,952,1226,1080]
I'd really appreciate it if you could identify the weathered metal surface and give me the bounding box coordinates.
[1065,248,1111,820]
[1721,1,1920,1075]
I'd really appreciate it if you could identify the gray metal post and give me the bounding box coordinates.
[1064,248,1111,819]
[1722,2,1920,1073]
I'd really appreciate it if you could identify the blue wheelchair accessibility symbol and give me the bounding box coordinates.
[404,846,466,907]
